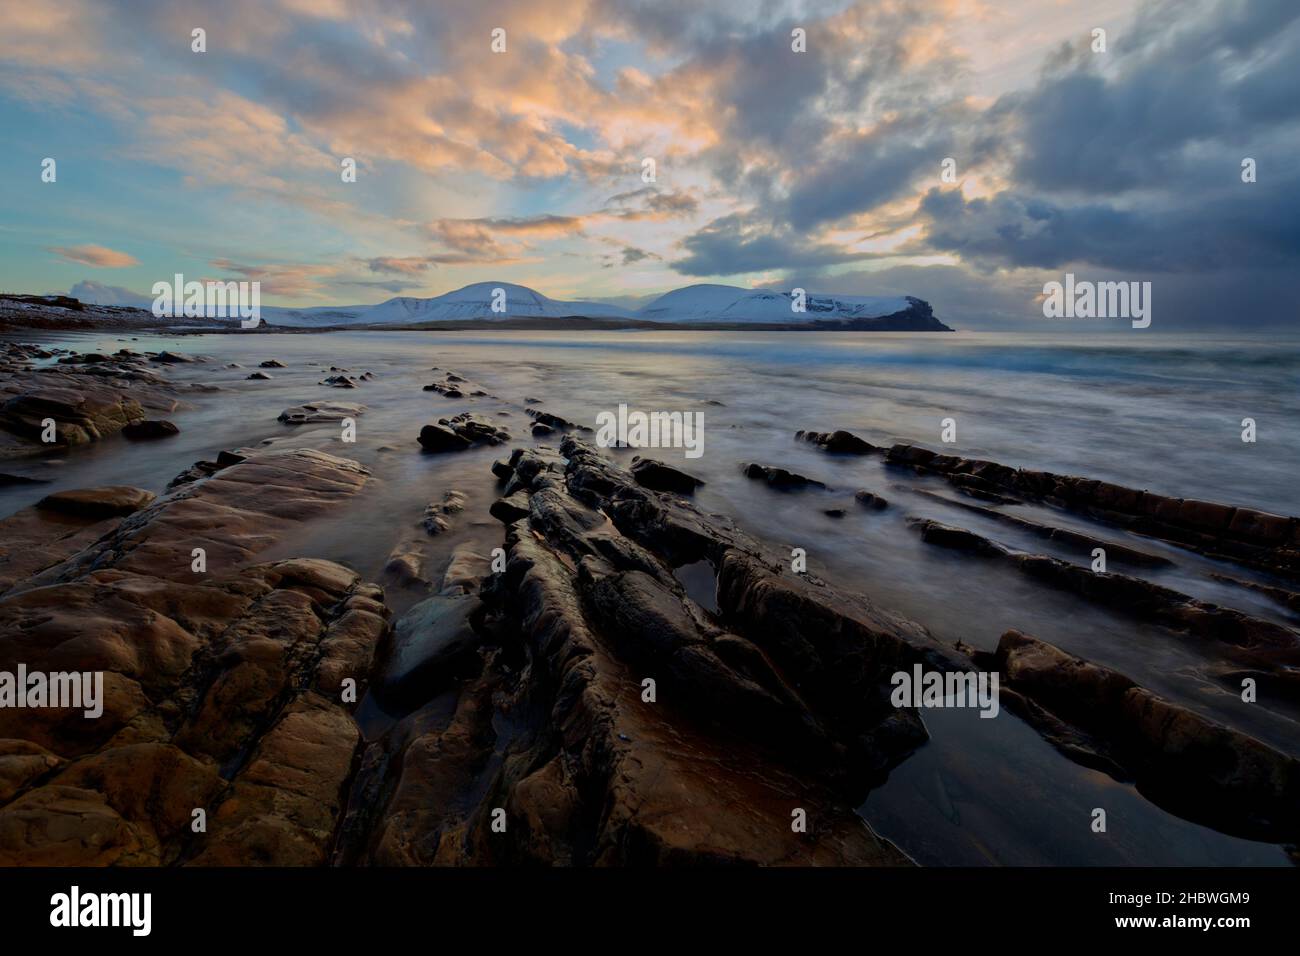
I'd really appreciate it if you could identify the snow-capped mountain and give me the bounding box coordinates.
[636,284,914,324]
[341,281,926,327]
[64,280,944,329]
[360,282,633,324]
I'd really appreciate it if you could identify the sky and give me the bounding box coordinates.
[0,0,1296,330]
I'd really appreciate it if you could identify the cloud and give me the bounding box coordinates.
[67,280,151,307]
[423,215,583,263]
[368,256,434,275]
[3,0,1299,326]
[605,187,699,220]
[208,257,345,299]
[907,0,1300,289]
[619,245,658,265]
[671,213,873,276]
[49,244,139,268]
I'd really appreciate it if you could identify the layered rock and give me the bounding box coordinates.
[0,448,388,866]
[0,354,184,458]
[983,630,1300,842]
[909,518,1300,657]
[887,442,1300,580]
[360,435,988,866]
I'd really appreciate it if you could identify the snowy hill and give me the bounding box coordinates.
[637,284,914,324]
[361,282,633,324]
[61,279,945,329]
[261,281,925,327]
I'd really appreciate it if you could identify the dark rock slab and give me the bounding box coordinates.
[36,486,156,519]
[122,419,179,440]
[631,457,704,494]
[796,429,878,454]
[741,462,826,490]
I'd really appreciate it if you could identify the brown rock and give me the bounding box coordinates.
[37,486,156,520]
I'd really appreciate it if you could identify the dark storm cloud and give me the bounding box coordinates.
[917,0,1300,290]
[918,180,1300,274]
[670,0,1300,329]
[781,125,947,231]
[1007,0,1300,195]
[671,214,872,276]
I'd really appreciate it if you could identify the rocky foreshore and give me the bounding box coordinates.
[1,341,192,460]
[0,341,1296,866]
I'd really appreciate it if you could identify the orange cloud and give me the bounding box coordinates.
[49,244,139,268]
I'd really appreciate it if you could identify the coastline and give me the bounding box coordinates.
[0,329,1295,867]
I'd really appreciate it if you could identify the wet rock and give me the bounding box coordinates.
[187,693,361,867]
[370,435,966,865]
[164,450,246,489]
[0,472,50,487]
[0,449,384,865]
[797,429,878,455]
[383,544,426,588]
[911,519,1300,650]
[885,442,1300,580]
[278,401,364,425]
[152,351,196,364]
[319,375,358,389]
[438,413,510,446]
[122,419,179,440]
[910,518,1009,556]
[247,371,272,380]
[530,422,554,437]
[824,508,846,518]
[421,491,467,536]
[911,487,1168,567]
[1209,573,1300,616]
[258,359,286,368]
[994,630,1300,842]
[630,457,704,494]
[374,594,481,713]
[854,490,888,510]
[525,408,586,432]
[741,462,827,490]
[417,424,471,453]
[0,502,126,595]
[489,492,531,524]
[0,383,146,450]
[0,740,63,805]
[440,546,489,595]
[36,486,156,520]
